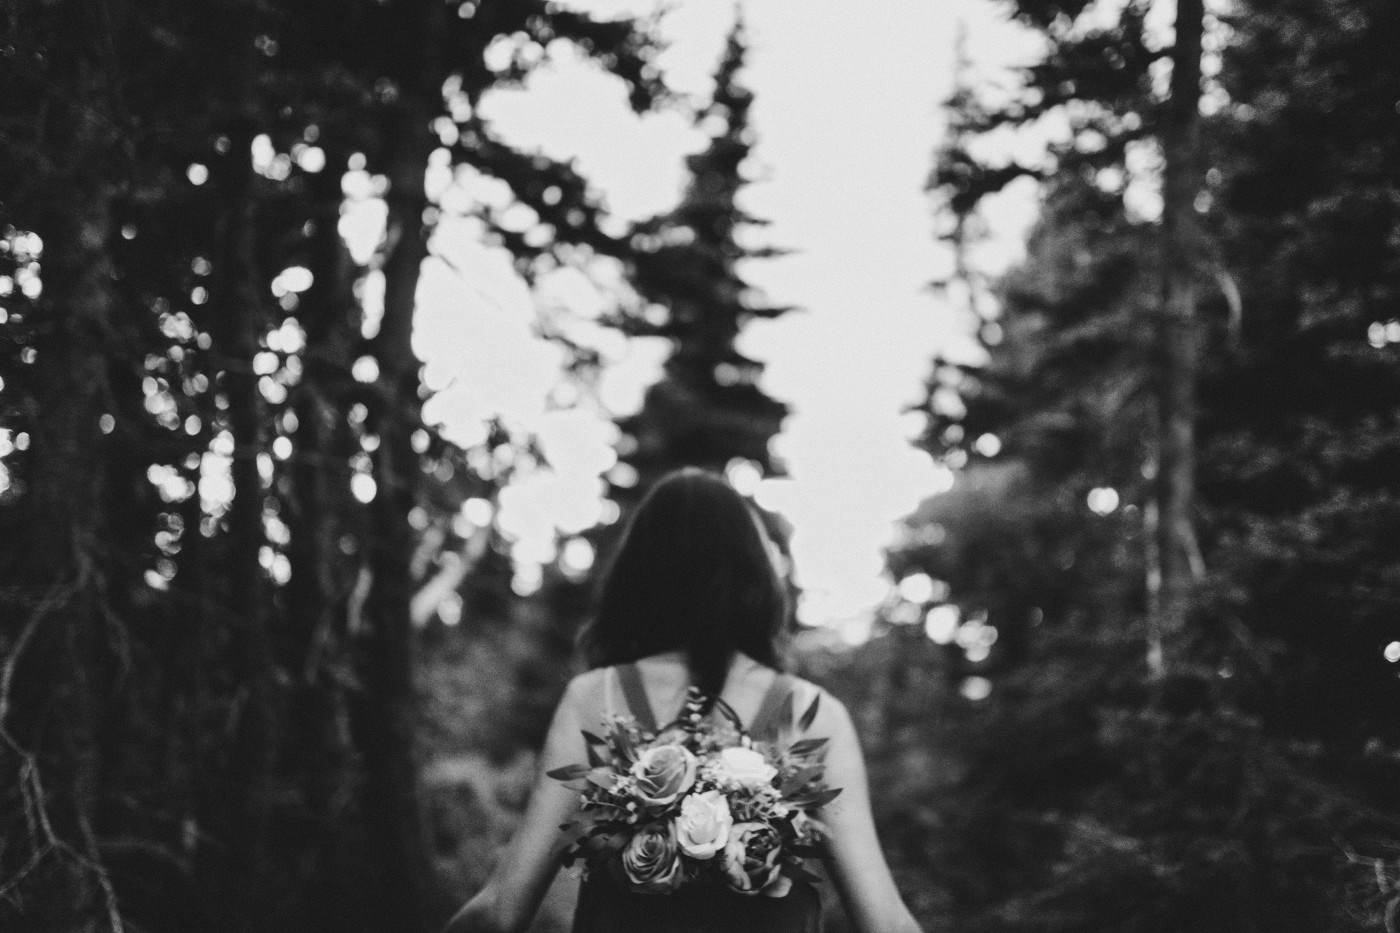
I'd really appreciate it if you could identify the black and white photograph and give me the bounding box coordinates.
[1,0,1397,930]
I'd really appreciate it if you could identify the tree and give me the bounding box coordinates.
[916,19,1162,650]
[0,1,670,929]
[1153,0,1207,674]
[609,19,792,506]
[0,1,127,928]
[1198,0,1400,744]
[930,0,1198,673]
[883,0,1400,929]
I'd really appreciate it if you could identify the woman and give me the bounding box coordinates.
[443,468,924,933]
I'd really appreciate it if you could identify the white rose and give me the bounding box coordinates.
[674,790,733,859]
[717,746,778,788]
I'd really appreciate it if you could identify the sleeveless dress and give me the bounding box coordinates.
[570,662,824,933]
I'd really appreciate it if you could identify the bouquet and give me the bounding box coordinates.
[548,688,840,897]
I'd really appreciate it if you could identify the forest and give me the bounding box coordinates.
[1,0,1397,931]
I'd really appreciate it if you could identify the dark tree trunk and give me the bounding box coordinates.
[344,3,446,929]
[1151,0,1206,678]
[3,1,124,928]
[204,11,276,927]
[281,164,362,924]
[353,121,436,933]
[350,138,435,931]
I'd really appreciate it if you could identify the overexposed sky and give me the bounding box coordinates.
[415,0,1042,634]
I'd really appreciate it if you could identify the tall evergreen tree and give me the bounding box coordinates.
[0,1,128,928]
[0,1,668,928]
[1154,0,1207,674]
[880,0,1400,929]
[609,19,792,505]
[929,0,1199,674]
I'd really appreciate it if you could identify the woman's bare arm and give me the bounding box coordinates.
[441,674,593,933]
[816,692,924,933]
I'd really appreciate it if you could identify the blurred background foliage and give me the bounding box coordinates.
[883,0,1400,929]
[1,0,1398,931]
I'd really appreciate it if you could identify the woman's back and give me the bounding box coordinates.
[568,652,824,933]
[441,470,923,933]
[567,651,818,741]
[441,649,922,933]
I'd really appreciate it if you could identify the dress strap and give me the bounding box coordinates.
[747,673,794,742]
[615,662,659,733]
[603,666,619,720]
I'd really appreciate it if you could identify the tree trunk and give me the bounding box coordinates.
[281,164,361,924]
[4,1,124,928]
[345,2,446,926]
[351,132,435,931]
[1151,0,1205,678]
[1142,446,1164,675]
[205,14,276,926]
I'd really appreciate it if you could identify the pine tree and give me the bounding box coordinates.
[1153,0,1207,674]
[928,0,1200,675]
[609,19,792,504]
[0,1,128,927]
[0,0,670,927]
[911,21,1161,651]
[1198,0,1400,744]
[881,0,1400,929]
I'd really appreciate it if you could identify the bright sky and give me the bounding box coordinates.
[414,0,1043,636]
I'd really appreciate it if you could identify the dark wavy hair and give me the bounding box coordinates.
[580,468,789,703]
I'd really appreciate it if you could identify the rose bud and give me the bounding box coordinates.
[621,821,683,893]
[674,790,733,860]
[630,744,698,807]
[722,822,792,898]
[716,746,778,788]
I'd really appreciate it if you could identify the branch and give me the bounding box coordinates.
[76,804,125,933]
[0,840,54,902]
[0,582,71,724]
[0,584,125,929]
[408,530,488,628]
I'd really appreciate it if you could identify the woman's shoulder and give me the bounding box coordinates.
[559,662,852,732]
[774,668,831,702]
[772,672,852,737]
[750,664,845,739]
[554,667,611,726]
[564,666,609,695]
[560,667,615,713]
